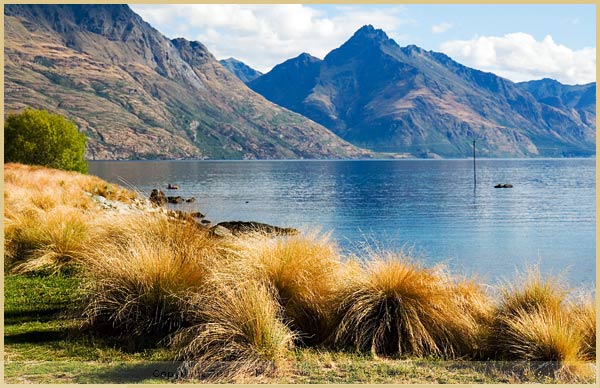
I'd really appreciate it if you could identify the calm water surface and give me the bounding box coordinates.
[90,159,596,288]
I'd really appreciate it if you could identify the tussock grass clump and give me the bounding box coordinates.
[235,232,342,345]
[82,215,226,338]
[496,269,567,319]
[486,268,594,380]
[569,295,596,361]
[6,207,96,274]
[487,269,569,359]
[334,253,481,357]
[4,163,140,272]
[171,277,295,382]
[493,306,591,380]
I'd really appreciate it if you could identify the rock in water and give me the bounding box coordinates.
[214,221,299,236]
[167,196,184,204]
[149,189,167,206]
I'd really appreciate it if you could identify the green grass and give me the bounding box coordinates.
[5,273,596,384]
[4,273,175,383]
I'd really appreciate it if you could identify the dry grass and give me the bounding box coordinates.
[4,163,139,273]
[6,206,97,274]
[81,214,227,338]
[492,306,592,381]
[487,268,569,359]
[333,252,482,358]
[233,232,342,345]
[569,294,596,362]
[4,163,136,207]
[485,268,595,380]
[171,277,295,382]
[496,268,567,318]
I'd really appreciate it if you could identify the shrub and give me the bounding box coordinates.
[171,278,295,382]
[5,109,88,173]
[333,253,481,357]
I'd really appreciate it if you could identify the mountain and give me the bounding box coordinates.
[219,58,263,83]
[516,78,596,128]
[249,25,596,157]
[4,4,369,160]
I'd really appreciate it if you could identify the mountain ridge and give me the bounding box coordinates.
[4,4,369,160]
[249,25,595,158]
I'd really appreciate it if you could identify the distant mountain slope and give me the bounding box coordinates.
[219,57,263,83]
[516,78,596,128]
[4,4,369,160]
[250,25,595,157]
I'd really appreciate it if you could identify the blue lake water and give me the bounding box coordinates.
[89,159,596,288]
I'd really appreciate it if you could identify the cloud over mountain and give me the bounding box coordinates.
[441,33,596,84]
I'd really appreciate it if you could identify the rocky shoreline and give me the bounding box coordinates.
[90,188,298,238]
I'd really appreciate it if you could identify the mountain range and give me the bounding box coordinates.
[4,4,368,160]
[4,6,595,159]
[249,25,595,157]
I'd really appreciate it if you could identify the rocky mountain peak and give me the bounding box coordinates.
[351,24,390,42]
[219,57,263,83]
[171,38,215,66]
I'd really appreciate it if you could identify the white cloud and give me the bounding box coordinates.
[431,22,453,34]
[440,33,596,84]
[131,4,414,73]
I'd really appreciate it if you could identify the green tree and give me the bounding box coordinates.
[4,109,88,173]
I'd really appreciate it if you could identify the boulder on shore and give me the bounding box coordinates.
[149,189,167,206]
[213,221,299,237]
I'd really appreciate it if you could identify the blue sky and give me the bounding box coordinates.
[314,4,596,50]
[131,4,596,84]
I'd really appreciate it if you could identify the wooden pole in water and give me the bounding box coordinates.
[472,140,476,189]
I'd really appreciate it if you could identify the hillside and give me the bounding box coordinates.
[219,57,263,83]
[249,25,596,158]
[516,78,596,128]
[4,4,369,160]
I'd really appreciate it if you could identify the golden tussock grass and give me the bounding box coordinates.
[569,294,596,362]
[4,163,136,210]
[4,163,139,273]
[486,268,568,359]
[484,268,595,379]
[82,214,227,338]
[171,276,295,382]
[333,252,483,358]
[493,306,592,381]
[6,206,97,274]
[496,268,567,318]
[232,232,343,345]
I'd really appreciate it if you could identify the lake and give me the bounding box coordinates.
[89,159,596,288]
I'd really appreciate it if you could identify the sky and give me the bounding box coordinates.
[130,4,596,85]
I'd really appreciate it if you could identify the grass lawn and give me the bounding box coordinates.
[5,273,593,384]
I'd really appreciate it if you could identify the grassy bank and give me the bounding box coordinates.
[3,163,597,383]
